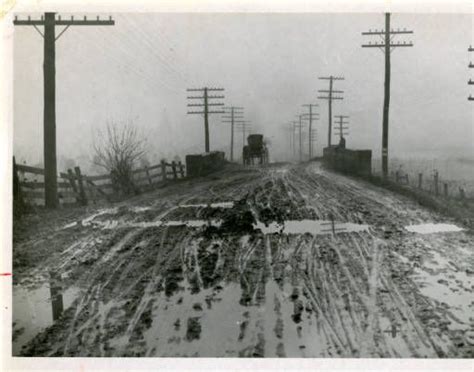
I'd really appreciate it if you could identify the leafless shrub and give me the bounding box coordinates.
[93,121,146,195]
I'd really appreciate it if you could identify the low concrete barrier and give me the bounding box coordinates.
[185,151,226,177]
[323,146,372,176]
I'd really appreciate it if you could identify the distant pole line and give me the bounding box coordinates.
[236,121,252,147]
[334,115,349,141]
[302,104,319,159]
[310,129,317,157]
[362,12,414,177]
[222,106,244,162]
[187,87,225,152]
[318,76,344,148]
[286,123,294,157]
[294,115,305,162]
[469,46,474,101]
[13,13,115,209]
[292,121,297,159]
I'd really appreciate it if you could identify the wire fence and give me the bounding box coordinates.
[371,157,474,200]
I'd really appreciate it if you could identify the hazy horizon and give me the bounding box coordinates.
[13,12,474,171]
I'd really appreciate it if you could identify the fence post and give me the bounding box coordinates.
[444,183,448,197]
[67,168,78,193]
[171,161,178,180]
[418,173,423,189]
[145,166,152,185]
[459,187,465,200]
[74,166,87,206]
[13,157,24,209]
[178,161,185,178]
[434,171,439,196]
[395,170,400,183]
[161,160,167,182]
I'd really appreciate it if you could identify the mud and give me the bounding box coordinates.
[12,162,474,357]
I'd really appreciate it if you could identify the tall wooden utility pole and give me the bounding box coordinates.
[362,13,413,177]
[14,13,115,208]
[469,46,474,101]
[334,115,349,141]
[318,76,344,148]
[187,87,225,152]
[302,104,319,159]
[222,106,244,162]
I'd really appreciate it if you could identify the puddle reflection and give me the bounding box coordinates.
[12,276,79,355]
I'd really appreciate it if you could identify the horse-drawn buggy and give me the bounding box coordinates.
[242,134,269,165]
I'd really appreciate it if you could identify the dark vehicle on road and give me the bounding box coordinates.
[243,134,269,165]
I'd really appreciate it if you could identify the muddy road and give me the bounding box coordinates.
[12,162,474,357]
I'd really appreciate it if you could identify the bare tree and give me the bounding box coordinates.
[93,121,146,195]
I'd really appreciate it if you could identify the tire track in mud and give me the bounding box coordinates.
[16,163,474,357]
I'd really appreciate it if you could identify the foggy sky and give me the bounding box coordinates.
[13,13,474,169]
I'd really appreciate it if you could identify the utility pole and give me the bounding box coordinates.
[318,76,344,148]
[290,121,298,159]
[302,104,319,159]
[286,123,292,157]
[294,115,306,162]
[334,115,349,143]
[287,122,296,159]
[187,87,225,152]
[310,129,317,157]
[13,13,115,208]
[222,106,244,161]
[469,46,474,101]
[362,13,414,177]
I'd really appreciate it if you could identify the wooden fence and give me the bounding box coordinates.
[14,158,186,207]
[382,168,471,202]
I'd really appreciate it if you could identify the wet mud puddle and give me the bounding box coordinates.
[12,281,80,355]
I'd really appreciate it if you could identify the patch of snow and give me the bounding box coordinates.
[132,206,152,213]
[81,208,117,227]
[179,202,234,209]
[253,219,370,236]
[405,223,463,234]
[62,221,78,230]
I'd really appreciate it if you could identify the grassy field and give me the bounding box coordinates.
[372,156,474,199]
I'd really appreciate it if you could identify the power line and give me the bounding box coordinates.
[222,106,244,162]
[362,12,414,177]
[13,12,115,209]
[121,16,194,87]
[318,76,344,147]
[186,87,225,152]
